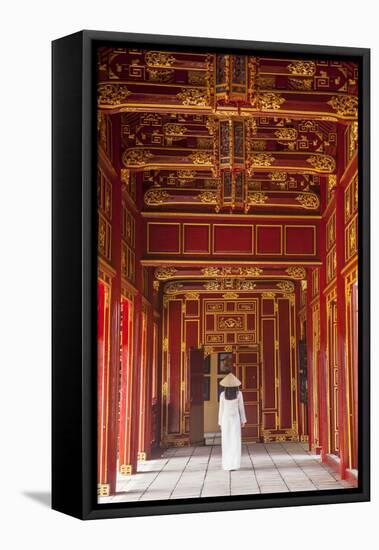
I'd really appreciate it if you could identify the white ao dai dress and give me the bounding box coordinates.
[218,391,247,470]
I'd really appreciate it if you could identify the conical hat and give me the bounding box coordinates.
[219,373,241,387]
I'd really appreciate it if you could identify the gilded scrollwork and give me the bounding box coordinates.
[248,191,269,205]
[189,151,214,165]
[277,281,295,294]
[164,282,184,295]
[274,128,298,140]
[327,95,358,118]
[286,267,307,279]
[184,292,200,300]
[177,88,208,106]
[257,92,285,110]
[198,191,218,203]
[98,84,131,106]
[164,123,187,136]
[222,292,239,299]
[123,149,153,167]
[145,51,175,67]
[248,153,275,167]
[144,189,169,205]
[287,61,316,76]
[155,266,177,280]
[295,192,320,210]
[306,154,336,173]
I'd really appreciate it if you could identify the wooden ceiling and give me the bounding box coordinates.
[97,48,358,216]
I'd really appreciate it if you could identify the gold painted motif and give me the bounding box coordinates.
[184,291,200,300]
[274,128,298,140]
[155,266,177,280]
[177,88,208,106]
[198,191,218,203]
[189,151,213,165]
[328,95,358,118]
[249,153,275,167]
[98,84,131,106]
[287,61,316,76]
[144,189,169,205]
[123,149,153,166]
[164,282,184,294]
[248,192,269,204]
[277,281,295,293]
[145,51,175,67]
[295,192,320,210]
[306,154,336,172]
[257,92,285,110]
[286,267,306,279]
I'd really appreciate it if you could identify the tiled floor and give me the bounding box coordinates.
[98,442,353,504]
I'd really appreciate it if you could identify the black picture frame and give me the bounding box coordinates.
[52,30,370,520]
[218,352,233,374]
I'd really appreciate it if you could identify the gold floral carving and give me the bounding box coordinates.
[153,280,160,291]
[144,189,169,205]
[237,280,256,290]
[198,191,218,203]
[201,267,220,277]
[164,282,184,295]
[184,292,200,300]
[249,153,275,167]
[146,68,174,82]
[201,266,262,277]
[274,128,298,140]
[286,267,306,279]
[248,192,269,204]
[219,317,243,329]
[203,280,221,291]
[277,281,295,294]
[327,95,358,118]
[288,78,313,90]
[155,266,177,280]
[306,155,336,172]
[295,192,320,210]
[123,149,153,167]
[98,84,131,106]
[287,61,316,76]
[145,51,175,67]
[177,88,208,106]
[269,171,287,182]
[222,292,239,299]
[257,92,285,110]
[190,151,213,165]
[164,123,187,136]
[121,168,130,185]
[262,292,276,299]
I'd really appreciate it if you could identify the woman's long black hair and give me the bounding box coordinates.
[224,386,239,400]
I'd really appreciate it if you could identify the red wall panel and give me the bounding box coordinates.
[183,224,210,254]
[148,223,180,253]
[256,225,282,255]
[285,225,316,256]
[213,224,253,254]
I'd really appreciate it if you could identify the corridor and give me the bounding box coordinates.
[98,442,353,504]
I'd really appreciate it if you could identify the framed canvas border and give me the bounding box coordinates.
[52,30,370,520]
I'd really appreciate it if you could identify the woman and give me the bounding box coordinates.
[218,373,247,471]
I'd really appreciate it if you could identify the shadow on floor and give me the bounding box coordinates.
[22,491,51,508]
